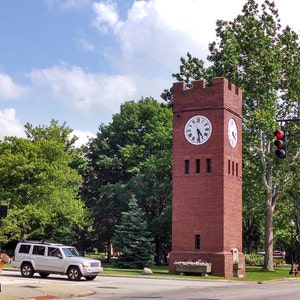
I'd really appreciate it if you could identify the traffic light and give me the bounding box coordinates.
[274,130,286,158]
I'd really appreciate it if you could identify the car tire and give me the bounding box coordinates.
[39,272,50,278]
[67,266,82,281]
[85,275,97,281]
[21,262,34,278]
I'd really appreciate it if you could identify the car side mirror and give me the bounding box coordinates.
[56,253,62,259]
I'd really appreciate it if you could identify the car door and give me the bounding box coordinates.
[45,246,65,273]
[31,245,47,271]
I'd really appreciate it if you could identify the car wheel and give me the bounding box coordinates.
[39,272,50,278]
[85,275,97,281]
[67,266,82,281]
[21,263,34,278]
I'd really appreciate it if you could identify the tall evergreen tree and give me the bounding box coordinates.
[112,195,155,269]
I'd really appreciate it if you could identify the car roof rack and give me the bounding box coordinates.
[21,240,43,244]
[20,240,64,246]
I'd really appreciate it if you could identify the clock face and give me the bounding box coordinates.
[184,115,212,145]
[228,118,238,148]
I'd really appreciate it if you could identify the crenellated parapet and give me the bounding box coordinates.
[172,77,242,117]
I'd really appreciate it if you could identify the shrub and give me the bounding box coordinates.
[245,253,264,266]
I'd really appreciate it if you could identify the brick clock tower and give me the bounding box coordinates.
[169,77,245,277]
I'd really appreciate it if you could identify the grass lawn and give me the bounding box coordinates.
[243,266,297,281]
[101,262,298,282]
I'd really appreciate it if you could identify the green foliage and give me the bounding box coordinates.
[168,0,300,270]
[206,0,300,269]
[112,196,155,268]
[161,52,207,103]
[82,97,172,262]
[0,120,89,245]
[245,254,286,267]
[245,254,265,266]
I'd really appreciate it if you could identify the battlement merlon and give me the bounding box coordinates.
[172,77,243,116]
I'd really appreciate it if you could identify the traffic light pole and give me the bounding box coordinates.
[276,118,300,123]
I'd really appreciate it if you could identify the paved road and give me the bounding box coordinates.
[73,276,300,300]
[2,269,300,299]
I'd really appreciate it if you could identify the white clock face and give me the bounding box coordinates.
[228,118,238,148]
[184,115,212,145]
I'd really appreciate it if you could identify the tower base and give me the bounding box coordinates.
[169,250,246,277]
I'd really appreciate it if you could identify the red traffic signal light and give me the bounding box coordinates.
[274,130,286,158]
[274,130,284,139]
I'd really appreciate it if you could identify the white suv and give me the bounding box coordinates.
[11,240,103,281]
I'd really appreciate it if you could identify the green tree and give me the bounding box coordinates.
[82,98,172,263]
[165,0,300,270]
[207,0,300,271]
[0,120,88,245]
[112,195,155,268]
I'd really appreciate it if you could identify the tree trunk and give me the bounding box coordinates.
[263,196,274,271]
[106,241,112,263]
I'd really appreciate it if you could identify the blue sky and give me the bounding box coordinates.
[0,0,299,146]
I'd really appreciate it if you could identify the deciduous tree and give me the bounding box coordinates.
[165,0,300,270]
[0,120,88,245]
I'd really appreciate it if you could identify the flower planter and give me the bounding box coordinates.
[175,264,212,276]
[0,253,10,274]
[0,262,4,274]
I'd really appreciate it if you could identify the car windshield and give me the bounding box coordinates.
[62,247,80,257]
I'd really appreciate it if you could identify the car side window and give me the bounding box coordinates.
[19,244,31,254]
[32,245,45,255]
[19,245,30,253]
[48,247,61,257]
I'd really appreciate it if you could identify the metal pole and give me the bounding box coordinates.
[276,118,300,122]
[290,220,295,275]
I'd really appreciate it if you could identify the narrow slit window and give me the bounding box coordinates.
[232,161,235,175]
[236,162,238,177]
[195,234,201,249]
[228,159,231,174]
[185,160,190,174]
[206,158,211,173]
[196,159,200,173]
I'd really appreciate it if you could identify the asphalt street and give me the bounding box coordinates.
[2,269,300,299]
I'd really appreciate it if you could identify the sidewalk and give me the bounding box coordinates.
[0,269,94,299]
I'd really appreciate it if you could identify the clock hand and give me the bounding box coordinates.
[197,128,203,142]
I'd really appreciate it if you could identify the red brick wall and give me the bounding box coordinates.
[169,78,245,277]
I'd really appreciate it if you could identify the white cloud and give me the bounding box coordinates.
[0,73,28,99]
[88,0,300,107]
[92,0,246,70]
[28,63,137,115]
[92,1,121,33]
[0,108,25,140]
[69,129,96,147]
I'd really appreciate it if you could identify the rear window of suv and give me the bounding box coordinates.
[19,244,31,254]
[32,245,46,255]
